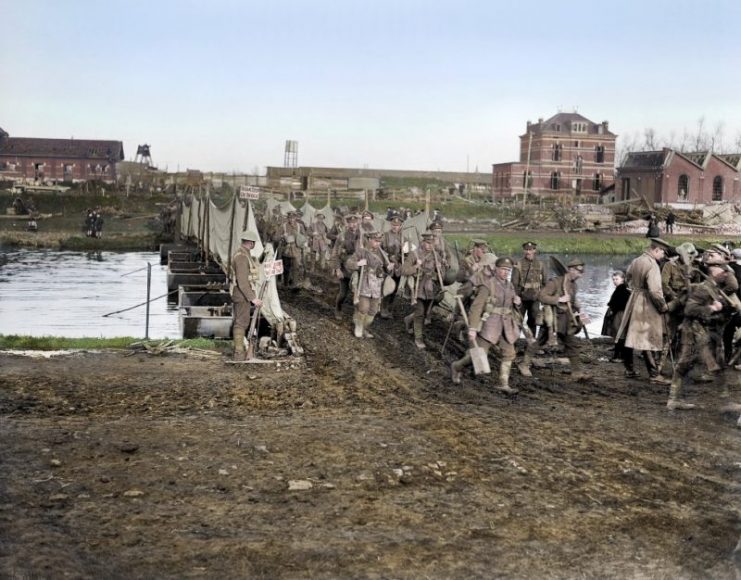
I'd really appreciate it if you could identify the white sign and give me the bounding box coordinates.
[264,259,284,278]
[239,185,260,200]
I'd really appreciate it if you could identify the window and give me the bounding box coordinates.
[574,178,582,194]
[622,178,631,198]
[550,172,560,190]
[572,122,587,133]
[522,170,533,189]
[575,155,583,174]
[678,175,689,200]
[574,140,580,148]
[593,173,602,191]
[596,145,605,163]
[713,176,724,201]
[553,143,562,161]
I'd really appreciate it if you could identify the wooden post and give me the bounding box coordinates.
[523,131,533,206]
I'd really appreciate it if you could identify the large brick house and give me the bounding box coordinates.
[0,127,124,184]
[617,149,741,206]
[492,112,616,200]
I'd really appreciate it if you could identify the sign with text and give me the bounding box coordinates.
[264,259,284,278]
[239,185,260,200]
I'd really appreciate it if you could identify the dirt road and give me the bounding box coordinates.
[1,287,740,578]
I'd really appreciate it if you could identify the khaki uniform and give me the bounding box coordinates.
[346,246,389,335]
[380,228,404,317]
[275,221,304,288]
[331,227,362,316]
[229,246,260,356]
[511,256,546,337]
[402,245,446,347]
[674,281,723,377]
[538,274,583,371]
[310,220,329,270]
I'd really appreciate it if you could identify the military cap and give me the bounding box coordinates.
[315,212,326,219]
[365,230,382,240]
[495,257,514,268]
[732,248,741,261]
[287,211,298,218]
[471,238,488,247]
[676,242,697,257]
[479,253,498,268]
[429,221,444,230]
[389,215,403,224]
[272,206,281,213]
[345,213,360,222]
[361,210,374,219]
[522,241,537,250]
[649,238,674,253]
[567,258,585,271]
[240,230,259,243]
[709,243,731,259]
[420,232,435,242]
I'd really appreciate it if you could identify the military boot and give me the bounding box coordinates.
[495,361,518,394]
[450,359,465,385]
[353,313,364,338]
[413,318,426,349]
[363,314,375,338]
[667,376,696,411]
[517,351,533,377]
[232,328,246,362]
[404,313,415,335]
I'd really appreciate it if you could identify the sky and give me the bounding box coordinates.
[2,0,741,173]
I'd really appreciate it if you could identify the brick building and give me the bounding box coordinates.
[0,127,124,184]
[617,149,741,206]
[492,112,616,200]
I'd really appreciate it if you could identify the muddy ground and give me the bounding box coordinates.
[1,284,740,579]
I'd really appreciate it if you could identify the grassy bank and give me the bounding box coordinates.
[0,335,221,351]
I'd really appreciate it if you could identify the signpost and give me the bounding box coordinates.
[239,185,260,200]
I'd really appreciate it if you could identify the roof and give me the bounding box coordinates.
[621,150,668,170]
[0,136,124,161]
[528,112,615,137]
[718,153,741,170]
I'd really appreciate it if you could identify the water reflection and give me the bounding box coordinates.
[0,249,180,339]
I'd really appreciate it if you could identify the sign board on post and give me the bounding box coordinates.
[239,185,260,200]
[264,259,284,278]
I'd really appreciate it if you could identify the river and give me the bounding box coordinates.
[0,249,635,339]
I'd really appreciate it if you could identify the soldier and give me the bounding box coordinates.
[451,256,522,394]
[668,263,728,410]
[94,210,104,238]
[229,231,263,362]
[331,213,362,319]
[274,211,305,288]
[380,213,405,319]
[402,232,447,349]
[310,213,330,271]
[511,241,546,341]
[615,238,672,384]
[538,258,590,379]
[360,210,375,245]
[456,239,491,283]
[429,220,453,269]
[327,210,345,247]
[84,208,95,237]
[345,231,394,338]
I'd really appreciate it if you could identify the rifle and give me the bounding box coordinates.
[696,270,741,313]
[245,281,269,360]
[512,305,536,344]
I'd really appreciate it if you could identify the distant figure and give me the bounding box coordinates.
[94,212,104,238]
[26,215,38,232]
[84,209,96,237]
[603,270,630,362]
[665,211,676,234]
[645,213,660,238]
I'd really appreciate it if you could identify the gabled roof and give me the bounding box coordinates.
[0,136,124,161]
[717,153,741,170]
[527,112,615,137]
[681,151,710,168]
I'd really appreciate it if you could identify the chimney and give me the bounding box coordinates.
[538,117,544,124]
[602,121,609,131]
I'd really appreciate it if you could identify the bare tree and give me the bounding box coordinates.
[643,128,658,150]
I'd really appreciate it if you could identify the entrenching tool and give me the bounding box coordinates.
[455,296,490,375]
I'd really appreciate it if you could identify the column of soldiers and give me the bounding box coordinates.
[249,205,741,416]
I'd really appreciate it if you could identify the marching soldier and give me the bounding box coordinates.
[331,213,362,319]
[456,239,491,283]
[402,232,447,349]
[380,213,405,318]
[538,258,590,379]
[229,231,263,362]
[511,241,546,340]
[360,210,375,246]
[274,211,305,288]
[345,231,394,338]
[451,257,522,394]
[310,213,330,271]
[668,263,729,410]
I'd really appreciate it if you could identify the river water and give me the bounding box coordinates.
[0,249,635,339]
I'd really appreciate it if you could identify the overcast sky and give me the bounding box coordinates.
[2,0,740,173]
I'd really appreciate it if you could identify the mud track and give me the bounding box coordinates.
[1,279,740,578]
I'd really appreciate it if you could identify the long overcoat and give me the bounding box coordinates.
[468,276,520,345]
[616,252,667,350]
